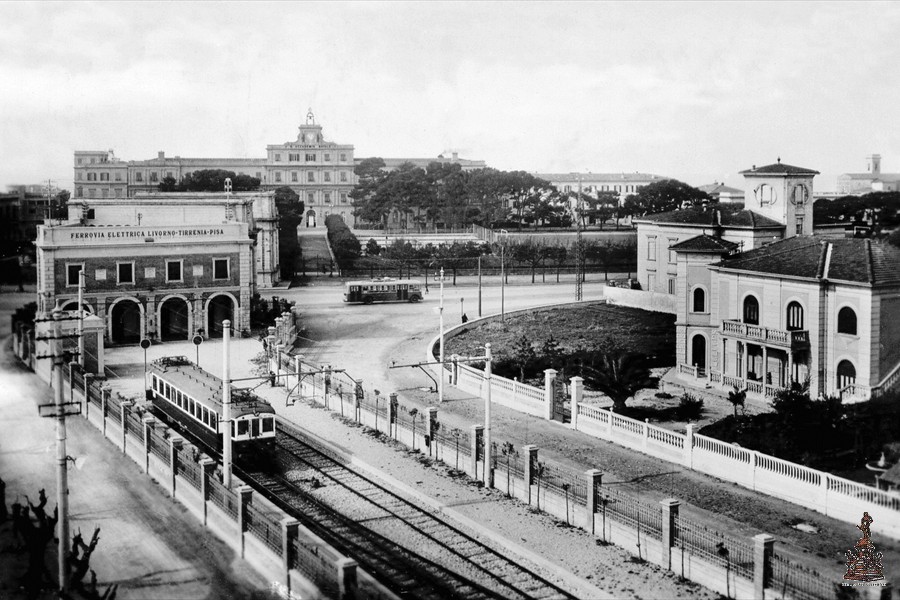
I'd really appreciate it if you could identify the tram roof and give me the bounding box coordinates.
[149,356,275,418]
[345,278,422,286]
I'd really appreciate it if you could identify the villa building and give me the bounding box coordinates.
[634,159,900,402]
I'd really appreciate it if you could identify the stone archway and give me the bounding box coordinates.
[691,334,707,371]
[110,299,142,344]
[306,209,317,228]
[206,294,235,338]
[159,296,190,341]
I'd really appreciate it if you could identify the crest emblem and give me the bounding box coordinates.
[843,512,884,582]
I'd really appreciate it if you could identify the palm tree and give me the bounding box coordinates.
[727,386,746,418]
[583,352,652,412]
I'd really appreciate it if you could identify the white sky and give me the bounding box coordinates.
[2,1,899,194]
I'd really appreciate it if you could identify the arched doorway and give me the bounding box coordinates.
[837,360,856,391]
[306,209,317,228]
[691,334,707,372]
[159,297,190,341]
[110,300,141,344]
[207,294,234,338]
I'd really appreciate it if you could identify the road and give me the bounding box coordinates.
[271,278,611,397]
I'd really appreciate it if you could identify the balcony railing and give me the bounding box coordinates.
[710,371,788,398]
[721,320,809,348]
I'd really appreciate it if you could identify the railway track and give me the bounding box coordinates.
[254,422,576,600]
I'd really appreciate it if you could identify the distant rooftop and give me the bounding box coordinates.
[536,172,666,183]
[740,159,820,177]
[634,204,784,229]
[670,234,740,254]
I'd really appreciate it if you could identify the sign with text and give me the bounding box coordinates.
[67,228,227,242]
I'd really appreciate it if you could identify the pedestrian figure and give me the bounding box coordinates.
[461,313,468,324]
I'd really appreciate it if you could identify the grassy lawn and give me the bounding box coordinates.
[443,301,675,384]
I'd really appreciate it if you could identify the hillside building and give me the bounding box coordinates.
[837,154,900,195]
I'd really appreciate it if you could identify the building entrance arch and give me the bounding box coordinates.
[159,296,190,341]
[110,299,142,344]
[691,334,707,372]
[207,294,235,338]
[306,209,317,228]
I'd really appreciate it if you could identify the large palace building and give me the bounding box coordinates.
[74,110,486,229]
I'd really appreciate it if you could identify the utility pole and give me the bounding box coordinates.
[222,319,233,488]
[438,268,447,403]
[575,176,584,301]
[483,342,493,487]
[477,255,482,318]
[77,271,85,368]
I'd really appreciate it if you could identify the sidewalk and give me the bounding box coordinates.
[0,339,274,599]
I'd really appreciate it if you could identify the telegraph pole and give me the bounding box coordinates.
[575,176,584,301]
[53,314,70,592]
[438,268,447,403]
[483,342,493,487]
[477,255,482,318]
[77,271,85,368]
[222,320,233,488]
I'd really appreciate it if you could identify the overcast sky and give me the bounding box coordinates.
[2,1,898,194]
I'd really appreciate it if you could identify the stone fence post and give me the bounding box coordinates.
[142,416,156,473]
[522,444,538,505]
[684,423,694,468]
[168,436,183,497]
[570,376,582,430]
[660,499,680,570]
[120,400,134,453]
[584,469,603,533]
[199,458,217,527]
[753,533,775,599]
[237,486,253,558]
[543,369,557,421]
[281,518,300,593]
[470,425,483,480]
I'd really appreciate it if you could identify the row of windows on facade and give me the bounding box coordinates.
[77,170,351,184]
[76,152,350,166]
[65,259,231,287]
[684,289,859,335]
[561,184,644,194]
[75,187,349,204]
[273,152,349,163]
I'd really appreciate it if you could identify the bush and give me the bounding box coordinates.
[326,214,361,265]
[676,393,704,420]
[654,392,674,400]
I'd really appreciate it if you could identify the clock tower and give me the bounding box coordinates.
[740,158,818,237]
[296,108,323,145]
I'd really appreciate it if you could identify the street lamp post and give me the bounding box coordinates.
[77,270,85,368]
[477,255,482,318]
[499,229,508,321]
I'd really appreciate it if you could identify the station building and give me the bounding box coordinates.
[35,188,278,350]
[634,160,900,401]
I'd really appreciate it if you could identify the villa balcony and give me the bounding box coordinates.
[721,320,810,350]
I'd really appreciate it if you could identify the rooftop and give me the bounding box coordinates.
[739,160,820,177]
[634,204,784,229]
[713,236,900,287]
[670,234,740,254]
[536,172,666,183]
[698,182,744,196]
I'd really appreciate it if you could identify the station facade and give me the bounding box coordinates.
[35,190,277,347]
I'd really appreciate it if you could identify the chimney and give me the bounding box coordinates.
[868,154,881,175]
[158,151,165,160]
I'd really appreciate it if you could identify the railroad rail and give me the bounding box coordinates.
[263,421,576,600]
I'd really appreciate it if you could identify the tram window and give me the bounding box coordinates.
[262,417,274,433]
[237,420,249,436]
[164,383,170,399]
[251,419,260,437]
[188,399,195,414]
[231,422,236,437]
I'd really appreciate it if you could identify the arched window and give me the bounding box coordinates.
[692,288,706,313]
[743,295,759,325]
[837,360,856,390]
[786,301,804,331]
[838,307,857,335]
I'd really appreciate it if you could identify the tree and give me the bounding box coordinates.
[511,334,536,381]
[727,386,746,418]
[49,190,70,221]
[158,176,179,192]
[365,238,381,256]
[583,351,652,412]
[178,169,260,192]
[547,243,568,282]
[274,187,305,279]
[625,179,712,216]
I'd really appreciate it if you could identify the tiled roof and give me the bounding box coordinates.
[713,236,900,287]
[536,172,666,183]
[739,161,820,176]
[838,172,900,182]
[698,183,744,196]
[634,205,784,229]
[670,235,739,254]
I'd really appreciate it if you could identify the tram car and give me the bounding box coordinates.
[147,356,276,458]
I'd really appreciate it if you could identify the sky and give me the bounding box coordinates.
[2,1,899,195]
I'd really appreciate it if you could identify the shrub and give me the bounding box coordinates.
[325,214,361,265]
[654,391,674,400]
[676,393,704,420]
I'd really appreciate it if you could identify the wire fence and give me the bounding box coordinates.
[770,553,841,600]
[673,515,754,580]
[292,538,341,600]
[245,502,283,555]
[597,486,664,541]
